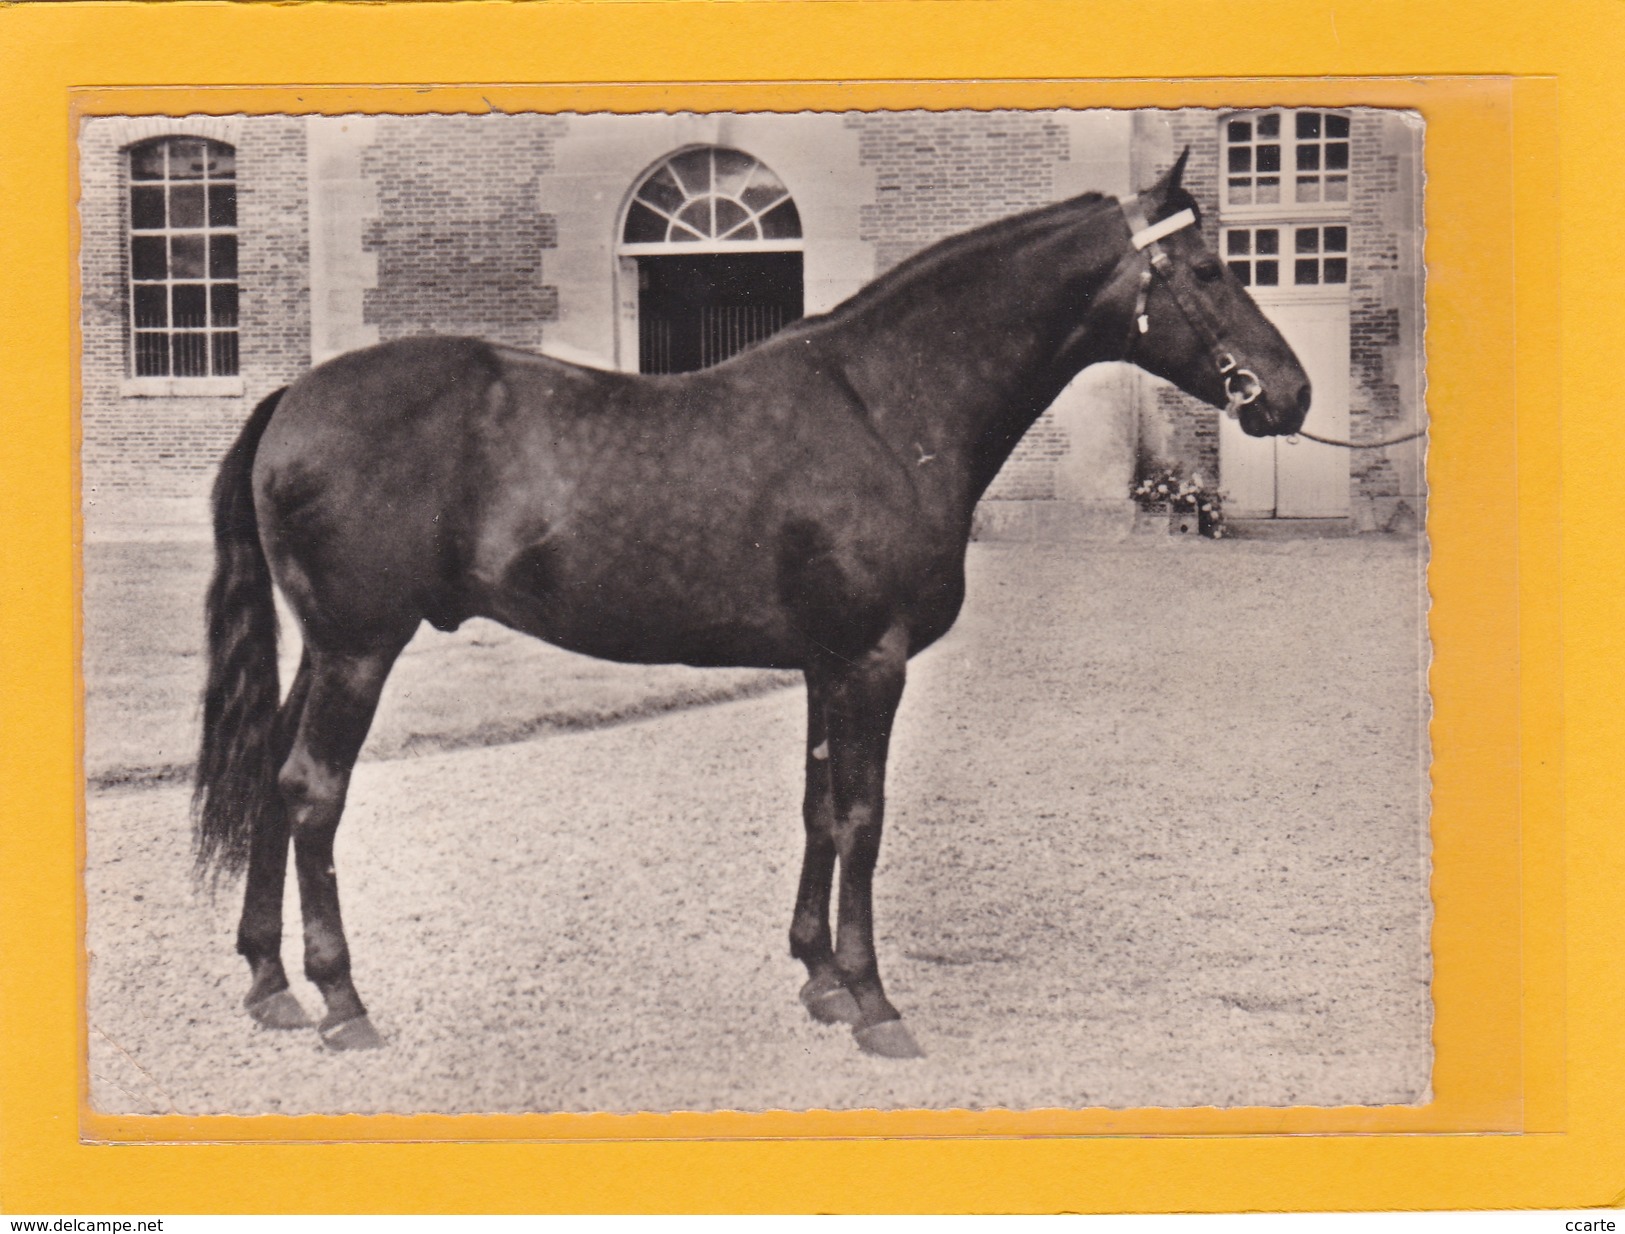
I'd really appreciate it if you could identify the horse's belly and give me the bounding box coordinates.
[475,543,804,670]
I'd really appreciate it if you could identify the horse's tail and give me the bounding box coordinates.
[192,387,288,883]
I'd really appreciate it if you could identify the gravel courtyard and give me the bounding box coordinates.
[84,533,1433,1115]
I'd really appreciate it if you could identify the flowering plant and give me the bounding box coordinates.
[1130,466,1228,538]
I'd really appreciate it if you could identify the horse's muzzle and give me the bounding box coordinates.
[1239,379,1311,438]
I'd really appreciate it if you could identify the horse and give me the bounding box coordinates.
[194,151,1310,1059]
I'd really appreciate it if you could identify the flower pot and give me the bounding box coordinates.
[1168,506,1201,536]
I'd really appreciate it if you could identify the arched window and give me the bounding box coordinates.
[126,137,238,377]
[619,148,804,374]
[622,147,801,249]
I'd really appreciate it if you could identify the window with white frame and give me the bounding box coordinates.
[1222,110,1350,211]
[127,137,239,378]
[1224,223,1348,288]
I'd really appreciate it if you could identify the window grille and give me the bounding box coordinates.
[127,138,239,377]
[1225,224,1348,287]
[1223,111,1350,210]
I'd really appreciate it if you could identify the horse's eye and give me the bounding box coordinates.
[1193,258,1225,283]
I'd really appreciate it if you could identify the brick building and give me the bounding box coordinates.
[77,108,1424,540]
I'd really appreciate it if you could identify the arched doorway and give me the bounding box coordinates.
[618,147,803,374]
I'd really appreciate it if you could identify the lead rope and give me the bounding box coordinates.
[1289,426,1428,449]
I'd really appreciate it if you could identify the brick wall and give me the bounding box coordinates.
[361,115,565,348]
[79,116,309,537]
[848,112,1075,501]
[1346,111,1425,524]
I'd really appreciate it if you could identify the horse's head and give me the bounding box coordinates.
[1108,151,1311,438]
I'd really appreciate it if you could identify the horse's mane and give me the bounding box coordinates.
[783,191,1116,339]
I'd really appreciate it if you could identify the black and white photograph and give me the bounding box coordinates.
[79,106,1431,1117]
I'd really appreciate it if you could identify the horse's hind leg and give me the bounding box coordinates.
[791,672,861,1027]
[239,653,314,1029]
[279,639,407,1050]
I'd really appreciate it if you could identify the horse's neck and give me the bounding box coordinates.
[827,221,1128,519]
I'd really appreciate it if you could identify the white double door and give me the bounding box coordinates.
[1219,296,1350,518]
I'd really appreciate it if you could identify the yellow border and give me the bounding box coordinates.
[0,0,1610,1214]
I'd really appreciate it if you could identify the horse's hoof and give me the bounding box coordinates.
[246,989,312,1030]
[799,976,862,1026]
[319,1014,383,1051]
[854,1018,924,1059]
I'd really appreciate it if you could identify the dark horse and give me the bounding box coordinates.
[195,154,1310,1058]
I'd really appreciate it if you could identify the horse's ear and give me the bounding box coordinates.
[1146,147,1191,201]
[1167,146,1190,191]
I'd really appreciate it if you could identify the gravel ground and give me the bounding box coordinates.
[84,535,1432,1115]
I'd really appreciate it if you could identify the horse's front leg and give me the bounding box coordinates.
[791,671,862,1027]
[822,622,921,1058]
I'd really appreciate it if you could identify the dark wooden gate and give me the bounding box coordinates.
[636,252,803,375]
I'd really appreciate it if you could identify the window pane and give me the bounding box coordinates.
[1324,176,1349,202]
[1227,260,1251,285]
[1296,112,1321,140]
[169,184,205,228]
[1226,230,1250,254]
[1227,120,1252,142]
[759,198,801,239]
[205,143,236,178]
[677,199,712,236]
[1227,178,1253,205]
[713,198,750,238]
[1296,228,1321,253]
[1256,178,1280,204]
[1324,258,1348,284]
[209,234,238,279]
[1256,144,1280,172]
[1296,144,1321,171]
[210,283,239,327]
[668,220,705,243]
[1255,229,1279,255]
[1295,258,1319,285]
[170,234,206,278]
[1255,260,1279,286]
[741,184,788,215]
[623,200,666,243]
[133,284,167,328]
[172,284,208,329]
[131,235,167,280]
[1228,147,1252,173]
[1326,142,1349,171]
[173,332,209,376]
[1327,114,1350,138]
[208,183,237,227]
[130,186,165,230]
[712,148,755,198]
[170,140,207,179]
[130,144,166,181]
[1257,113,1280,138]
[134,332,169,375]
[1324,226,1348,252]
[1295,176,1322,202]
[637,167,686,215]
[668,149,712,196]
[212,332,239,376]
